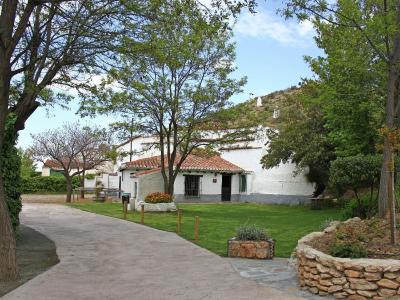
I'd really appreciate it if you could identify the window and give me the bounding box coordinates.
[184,175,201,197]
[239,175,247,193]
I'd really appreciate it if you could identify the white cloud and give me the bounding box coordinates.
[234,9,315,46]
[297,20,314,37]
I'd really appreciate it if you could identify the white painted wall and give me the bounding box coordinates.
[85,173,120,189]
[174,172,224,196]
[174,172,242,201]
[220,146,314,196]
[137,172,164,202]
[120,170,136,196]
[41,167,51,176]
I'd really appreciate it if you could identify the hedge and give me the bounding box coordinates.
[3,115,22,231]
[21,176,80,194]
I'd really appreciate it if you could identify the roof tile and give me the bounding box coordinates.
[124,154,243,172]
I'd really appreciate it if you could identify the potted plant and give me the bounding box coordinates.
[137,192,177,212]
[228,224,275,259]
[93,180,105,202]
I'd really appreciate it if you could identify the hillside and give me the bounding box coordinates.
[232,86,300,128]
[200,86,300,131]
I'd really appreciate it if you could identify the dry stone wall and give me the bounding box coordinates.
[228,239,274,259]
[296,218,400,299]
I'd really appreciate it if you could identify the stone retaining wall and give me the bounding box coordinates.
[228,238,274,259]
[296,218,400,299]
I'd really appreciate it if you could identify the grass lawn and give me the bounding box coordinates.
[69,202,342,257]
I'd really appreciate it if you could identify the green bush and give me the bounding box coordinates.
[3,144,22,231]
[341,194,378,219]
[236,224,269,241]
[329,155,381,217]
[85,173,96,180]
[21,176,80,194]
[2,115,22,231]
[330,241,367,258]
[329,155,382,194]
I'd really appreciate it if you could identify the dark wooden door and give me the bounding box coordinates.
[221,175,232,201]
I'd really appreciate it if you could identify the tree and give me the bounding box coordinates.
[18,148,37,178]
[260,83,336,196]
[30,123,111,202]
[284,0,400,243]
[0,0,126,280]
[0,116,22,280]
[329,155,382,217]
[82,0,247,195]
[303,17,385,158]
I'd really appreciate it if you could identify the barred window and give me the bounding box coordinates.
[184,175,200,197]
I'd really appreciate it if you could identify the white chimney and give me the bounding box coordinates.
[256,97,262,107]
[273,108,280,119]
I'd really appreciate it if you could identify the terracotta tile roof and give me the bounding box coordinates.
[132,168,161,177]
[123,154,244,173]
[124,156,161,169]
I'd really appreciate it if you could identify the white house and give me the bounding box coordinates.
[118,130,315,205]
[120,154,247,208]
[41,159,119,189]
[219,130,315,204]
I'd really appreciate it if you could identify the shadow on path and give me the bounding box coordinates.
[0,225,59,297]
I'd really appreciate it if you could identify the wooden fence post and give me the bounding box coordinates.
[141,204,145,225]
[177,209,182,233]
[123,202,127,220]
[194,216,199,241]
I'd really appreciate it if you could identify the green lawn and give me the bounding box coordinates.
[69,202,342,257]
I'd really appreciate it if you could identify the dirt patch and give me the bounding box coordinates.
[308,217,400,259]
[0,225,59,297]
[22,194,117,204]
[22,194,67,203]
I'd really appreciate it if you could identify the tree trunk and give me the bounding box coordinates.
[167,178,174,195]
[379,147,389,217]
[0,176,18,281]
[80,171,85,199]
[0,41,18,280]
[382,61,398,244]
[66,176,73,203]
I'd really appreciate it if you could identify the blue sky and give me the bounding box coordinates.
[17,2,322,149]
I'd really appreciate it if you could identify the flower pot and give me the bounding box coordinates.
[227,237,275,259]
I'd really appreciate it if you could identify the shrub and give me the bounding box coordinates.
[329,155,381,217]
[330,241,367,258]
[341,194,378,219]
[85,173,96,180]
[3,141,22,231]
[236,224,269,241]
[144,192,173,204]
[21,176,80,194]
[2,116,22,231]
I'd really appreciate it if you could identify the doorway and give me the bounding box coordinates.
[221,175,232,201]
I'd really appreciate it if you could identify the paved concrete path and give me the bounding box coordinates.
[2,204,305,300]
[228,258,330,300]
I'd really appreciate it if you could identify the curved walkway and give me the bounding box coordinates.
[3,204,305,300]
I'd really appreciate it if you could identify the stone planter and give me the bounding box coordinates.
[135,201,177,212]
[227,238,275,259]
[296,218,400,299]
